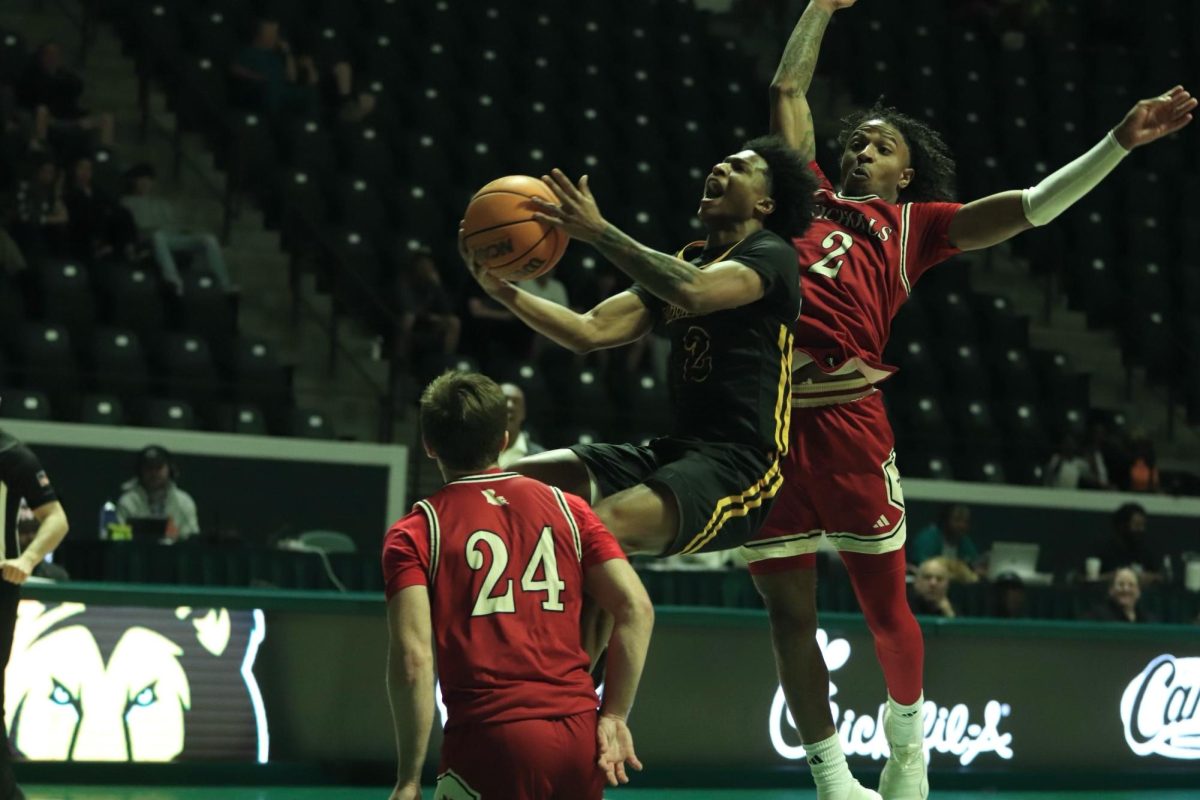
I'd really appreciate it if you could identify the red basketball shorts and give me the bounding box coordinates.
[435,710,604,800]
[741,391,907,573]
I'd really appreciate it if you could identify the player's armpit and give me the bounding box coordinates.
[682,260,767,314]
[946,190,1034,251]
[577,290,655,353]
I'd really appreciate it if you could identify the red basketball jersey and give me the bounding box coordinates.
[791,162,963,383]
[382,470,626,729]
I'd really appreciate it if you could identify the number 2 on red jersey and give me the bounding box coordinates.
[465,526,566,617]
[809,231,855,278]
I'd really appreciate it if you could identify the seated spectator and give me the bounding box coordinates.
[989,572,1027,619]
[120,163,235,294]
[462,278,533,365]
[1044,434,1106,489]
[116,445,200,541]
[17,502,68,580]
[1095,502,1162,583]
[524,269,573,357]
[497,383,545,468]
[64,155,135,263]
[230,18,373,123]
[1082,421,1114,490]
[1086,568,1157,623]
[523,269,570,307]
[396,248,460,365]
[15,41,114,150]
[909,557,955,618]
[910,503,984,582]
[1126,430,1161,493]
[9,154,69,261]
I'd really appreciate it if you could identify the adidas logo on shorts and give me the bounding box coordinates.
[873,514,890,529]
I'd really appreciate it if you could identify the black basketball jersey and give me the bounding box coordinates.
[630,229,800,453]
[0,430,58,560]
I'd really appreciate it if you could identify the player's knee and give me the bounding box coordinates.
[593,500,670,555]
[755,578,819,636]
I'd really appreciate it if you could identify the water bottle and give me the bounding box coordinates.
[98,501,117,540]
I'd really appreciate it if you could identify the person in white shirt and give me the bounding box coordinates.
[1044,434,1103,489]
[497,383,544,469]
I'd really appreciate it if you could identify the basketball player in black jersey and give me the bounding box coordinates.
[460,135,815,578]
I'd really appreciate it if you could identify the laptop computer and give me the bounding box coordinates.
[988,541,1052,585]
[129,517,169,542]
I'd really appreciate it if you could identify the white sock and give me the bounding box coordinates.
[806,732,853,798]
[886,693,925,746]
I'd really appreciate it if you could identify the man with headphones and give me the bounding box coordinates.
[116,445,200,540]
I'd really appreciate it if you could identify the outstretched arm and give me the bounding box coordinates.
[949,86,1196,251]
[532,170,768,315]
[459,233,654,354]
[769,0,857,161]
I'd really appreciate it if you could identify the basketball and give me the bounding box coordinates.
[462,175,569,282]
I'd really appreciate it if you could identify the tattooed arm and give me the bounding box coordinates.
[531,170,768,315]
[769,0,857,161]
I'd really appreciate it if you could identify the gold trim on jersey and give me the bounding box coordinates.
[415,499,441,586]
[674,239,744,266]
[677,456,785,556]
[773,324,793,454]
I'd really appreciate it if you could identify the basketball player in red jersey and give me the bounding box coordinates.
[742,3,1197,800]
[382,371,653,800]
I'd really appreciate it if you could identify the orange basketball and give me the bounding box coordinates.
[462,175,568,282]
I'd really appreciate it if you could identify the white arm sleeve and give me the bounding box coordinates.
[1020,130,1129,226]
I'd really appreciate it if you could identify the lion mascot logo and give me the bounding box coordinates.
[5,601,267,762]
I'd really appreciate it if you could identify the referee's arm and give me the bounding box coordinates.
[2,501,68,585]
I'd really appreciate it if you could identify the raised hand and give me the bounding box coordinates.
[530,169,608,244]
[596,713,643,787]
[1112,86,1196,150]
[457,221,507,296]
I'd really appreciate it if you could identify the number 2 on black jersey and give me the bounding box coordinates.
[465,527,566,617]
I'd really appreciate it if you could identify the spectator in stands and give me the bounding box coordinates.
[523,269,571,308]
[989,572,1027,619]
[497,383,545,469]
[64,155,135,264]
[116,445,200,541]
[462,278,533,365]
[120,163,235,294]
[524,269,573,357]
[9,153,68,261]
[15,41,114,150]
[1095,502,1162,583]
[1043,434,1108,489]
[17,503,68,581]
[1082,422,1115,490]
[230,18,374,123]
[910,503,984,582]
[396,247,460,365]
[1126,429,1161,493]
[908,557,955,618]
[1086,567,1156,623]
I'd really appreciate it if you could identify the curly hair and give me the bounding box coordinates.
[837,100,957,203]
[743,134,818,239]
